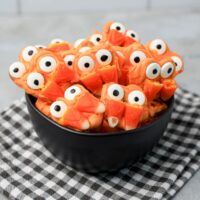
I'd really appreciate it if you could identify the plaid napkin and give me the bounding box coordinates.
[0,88,200,200]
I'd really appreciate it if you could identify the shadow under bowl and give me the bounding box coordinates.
[26,94,174,174]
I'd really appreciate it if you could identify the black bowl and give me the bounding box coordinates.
[26,94,174,173]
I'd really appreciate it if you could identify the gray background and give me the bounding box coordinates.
[0,0,200,199]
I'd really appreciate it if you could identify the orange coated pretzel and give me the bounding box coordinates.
[119,42,151,85]
[120,84,146,130]
[159,57,177,101]
[48,38,71,53]
[73,42,121,95]
[103,21,140,47]
[128,58,163,101]
[145,39,184,77]
[49,84,105,130]
[10,49,75,101]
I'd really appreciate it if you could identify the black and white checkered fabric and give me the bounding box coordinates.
[0,88,200,200]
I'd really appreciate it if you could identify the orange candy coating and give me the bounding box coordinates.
[9,21,184,132]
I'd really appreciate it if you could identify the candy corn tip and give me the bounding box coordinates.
[125,126,135,131]
[108,117,119,128]
[96,102,106,113]
[81,120,90,130]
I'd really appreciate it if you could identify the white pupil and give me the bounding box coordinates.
[150,39,167,55]
[128,90,145,106]
[107,84,124,100]
[50,101,67,118]
[130,51,147,65]
[96,49,112,65]
[110,22,126,34]
[78,56,95,72]
[39,56,57,73]
[26,72,45,90]
[146,63,161,79]
[9,62,26,78]
[64,85,81,101]
[161,62,174,78]
[22,46,38,62]
[171,56,183,72]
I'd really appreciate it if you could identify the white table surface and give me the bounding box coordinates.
[0,10,200,199]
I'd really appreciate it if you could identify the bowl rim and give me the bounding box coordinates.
[25,93,174,137]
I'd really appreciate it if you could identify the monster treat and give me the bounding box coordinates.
[9,21,184,132]
[119,84,146,130]
[103,21,140,47]
[48,38,71,53]
[48,84,105,130]
[10,49,76,101]
[73,42,121,95]
[145,39,184,77]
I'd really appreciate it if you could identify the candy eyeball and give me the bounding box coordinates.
[90,34,102,45]
[161,62,174,78]
[50,101,67,118]
[126,30,140,42]
[9,62,26,78]
[22,46,38,62]
[128,90,145,106]
[149,39,167,55]
[110,22,126,34]
[171,56,183,72]
[146,63,161,79]
[64,85,82,101]
[64,55,75,69]
[35,45,46,49]
[79,47,91,53]
[95,49,112,65]
[78,56,95,72]
[27,72,45,90]
[130,51,147,65]
[50,38,64,44]
[107,83,124,100]
[74,38,85,48]
[39,56,57,73]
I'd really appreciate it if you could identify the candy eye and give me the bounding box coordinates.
[130,51,147,65]
[161,62,174,78]
[22,46,38,62]
[50,101,67,118]
[171,56,183,72]
[96,49,112,65]
[107,84,124,100]
[27,72,45,89]
[90,34,102,45]
[35,45,46,49]
[50,38,63,44]
[78,56,95,72]
[64,55,75,69]
[126,30,140,41]
[79,47,91,53]
[149,39,167,55]
[110,22,126,34]
[74,38,85,48]
[64,85,81,101]
[39,56,57,73]
[9,62,26,78]
[146,63,161,79]
[128,90,145,106]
